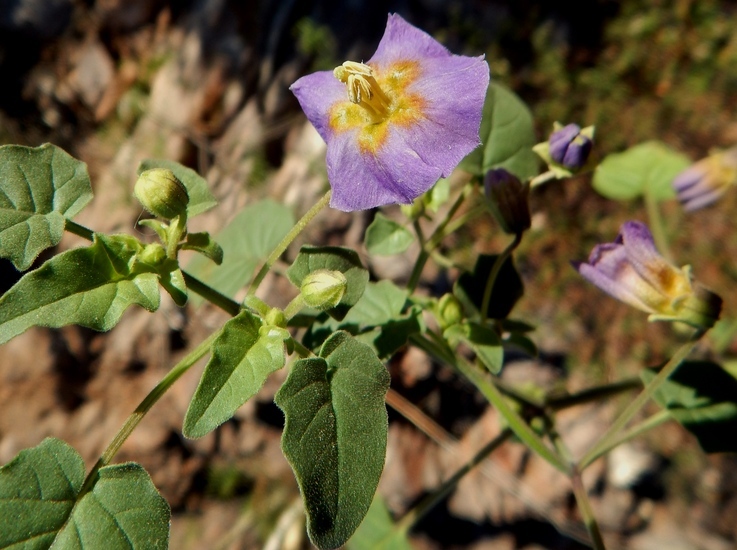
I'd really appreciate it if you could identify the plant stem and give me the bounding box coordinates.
[529,170,558,188]
[182,271,240,315]
[79,330,219,496]
[571,468,607,550]
[395,428,513,534]
[167,213,187,259]
[407,220,429,292]
[410,333,569,474]
[579,330,704,470]
[64,219,95,240]
[481,232,523,322]
[247,190,332,295]
[426,203,487,249]
[644,192,672,262]
[546,378,642,410]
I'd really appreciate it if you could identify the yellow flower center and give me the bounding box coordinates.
[329,60,425,154]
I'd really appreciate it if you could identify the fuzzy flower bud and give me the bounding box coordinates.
[549,123,594,171]
[134,168,189,220]
[437,293,463,329]
[484,169,531,234]
[300,269,348,311]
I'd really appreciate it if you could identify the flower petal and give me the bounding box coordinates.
[290,71,347,141]
[369,13,450,67]
[326,127,442,211]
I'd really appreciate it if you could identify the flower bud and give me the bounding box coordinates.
[483,169,531,234]
[437,293,463,329]
[549,123,594,171]
[300,269,347,311]
[672,147,737,211]
[265,307,287,328]
[134,168,189,219]
[137,243,167,267]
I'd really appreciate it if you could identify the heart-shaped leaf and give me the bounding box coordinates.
[0,143,93,270]
[275,332,390,549]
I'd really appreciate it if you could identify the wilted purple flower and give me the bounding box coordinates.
[290,14,489,211]
[673,147,737,211]
[483,168,530,234]
[573,221,721,328]
[549,123,593,171]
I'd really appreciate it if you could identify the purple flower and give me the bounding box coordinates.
[290,14,489,211]
[549,123,593,171]
[573,221,721,328]
[673,147,737,211]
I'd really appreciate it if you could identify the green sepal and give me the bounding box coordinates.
[137,218,169,243]
[453,254,524,320]
[0,234,160,345]
[0,438,170,549]
[158,263,188,307]
[364,213,413,256]
[641,361,737,453]
[275,331,390,550]
[286,245,369,321]
[180,231,224,265]
[444,321,504,374]
[458,82,539,181]
[137,159,217,218]
[183,309,288,438]
[0,143,93,270]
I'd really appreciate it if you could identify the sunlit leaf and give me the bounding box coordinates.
[183,310,287,438]
[0,143,93,270]
[0,234,159,345]
[365,213,413,256]
[275,332,390,549]
[459,82,539,181]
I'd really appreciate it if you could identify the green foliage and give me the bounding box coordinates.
[287,245,369,321]
[186,200,295,301]
[642,361,737,453]
[0,143,93,270]
[593,141,690,201]
[364,213,413,256]
[347,495,412,550]
[180,232,224,264]
[275,332,390,550]
[183,310,288,438]
[459,82,539,181]
[445,321,504,374]
[303,280,422,359]
[0,438,169,549]
[454,254,524,320]
[0,234,160,345]
[137,159,217,217]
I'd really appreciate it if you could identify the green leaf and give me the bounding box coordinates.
[445,321,504,374]
[137,159,217,217]
[0,143,93,270]
[0,234,160,345]
[0,438,170,549]
[347,495,412,550]
[183,310,287,438]
[186,200,295,302]
[458,82,539,181]
[180,232,223,264]
[287,246,369,321]
[454,254,524,320]
[364,213,413,256]
[641,361,737,453]
[275,332,390,549]
[592,141,691,201]
[424,176,451,213]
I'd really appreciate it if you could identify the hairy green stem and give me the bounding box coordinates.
[64,218,95,240]
[571,469,606,550]
[481,232,523,322]
[182,272,241,315]
[247,190,332,295]
[395,428,513,534]
[167,213,187,259]
[79,330,219,496]
[409,333,569,474]
[579,330,704,470]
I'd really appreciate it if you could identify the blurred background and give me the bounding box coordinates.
[1,0,736,548]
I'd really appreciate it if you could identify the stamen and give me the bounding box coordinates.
[334,61,390,121]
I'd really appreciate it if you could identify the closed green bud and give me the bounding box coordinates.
[300,269,347,311]
[437,293,463,329]
[265,307,287,328]
[134,168,189,219]
[138,243,167,267]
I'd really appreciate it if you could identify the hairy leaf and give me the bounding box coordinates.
[364,213,413,256]
[183,310,287,438]
[0,143,93,270]
[459,83,539,181]
[275,332,390,549]
[0,234,159,345]
[0,438,169,549]
[445,321,504,374]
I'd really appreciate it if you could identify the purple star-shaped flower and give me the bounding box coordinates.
[290,14,489,211]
